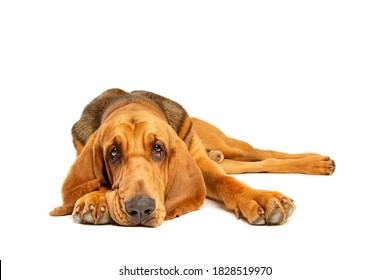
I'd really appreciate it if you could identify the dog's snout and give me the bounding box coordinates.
[125,196,156,224]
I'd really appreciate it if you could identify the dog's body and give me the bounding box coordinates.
[50,89,335,226]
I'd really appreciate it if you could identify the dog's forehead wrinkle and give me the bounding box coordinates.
[108,102,166,122]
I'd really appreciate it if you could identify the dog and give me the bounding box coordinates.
[50,89,335,226]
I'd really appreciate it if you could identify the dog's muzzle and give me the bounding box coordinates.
[105,190,164,227]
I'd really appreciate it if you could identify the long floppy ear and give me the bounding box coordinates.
[164,137,206,220]
[50,130,108,216]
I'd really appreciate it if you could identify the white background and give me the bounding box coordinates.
[1,1,389,279]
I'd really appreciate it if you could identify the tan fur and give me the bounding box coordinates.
[50,89,335,226]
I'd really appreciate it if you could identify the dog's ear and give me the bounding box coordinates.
[50,130,108,216]
[164,137,206,220]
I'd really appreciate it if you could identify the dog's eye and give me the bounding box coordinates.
[151,142,165,162]
[108,146,121,164]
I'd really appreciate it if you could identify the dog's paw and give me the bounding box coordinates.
[300,155,336,175]
[236,190,295,225]
[72,188,111,225]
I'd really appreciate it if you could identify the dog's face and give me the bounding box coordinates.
[95,105,205,227]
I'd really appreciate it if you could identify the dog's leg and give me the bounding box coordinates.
[254,150,320,160]
[192,118,322,161]
[190,133,295,225]
[198,157,295,225]
[220,156,335,175]
[192,117,263,161]
[192,117,335,175]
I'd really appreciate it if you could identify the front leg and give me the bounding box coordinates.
[191,133,295,225]
[72,187,111,225]
[206,170,295,225]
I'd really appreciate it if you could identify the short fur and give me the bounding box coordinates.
[50,88,335,226]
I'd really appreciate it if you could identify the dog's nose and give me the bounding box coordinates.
[125,196,156,224]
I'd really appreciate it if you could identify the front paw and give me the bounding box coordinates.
[72,188,111,225]
[236,190,295,225]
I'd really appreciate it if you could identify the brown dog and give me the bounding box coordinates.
[50,89,335,227]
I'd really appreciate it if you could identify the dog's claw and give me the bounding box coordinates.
[267,207,283,225]
[250,207,266,225]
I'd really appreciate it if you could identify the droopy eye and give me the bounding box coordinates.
[151,141,165,162]
[108,145,121,164]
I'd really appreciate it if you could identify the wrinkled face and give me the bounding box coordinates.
[100,110,173,227]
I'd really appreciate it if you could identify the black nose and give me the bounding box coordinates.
[125,196,156,224]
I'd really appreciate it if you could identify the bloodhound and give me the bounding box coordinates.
[50,89,335,227]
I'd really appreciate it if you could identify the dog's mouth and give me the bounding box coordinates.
[105,189,165,227]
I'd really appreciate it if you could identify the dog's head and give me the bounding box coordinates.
[57,102,206,227]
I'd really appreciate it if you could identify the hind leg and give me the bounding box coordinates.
[192,117,264,161]
[192,117,322,161]
[220,156,336,175]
